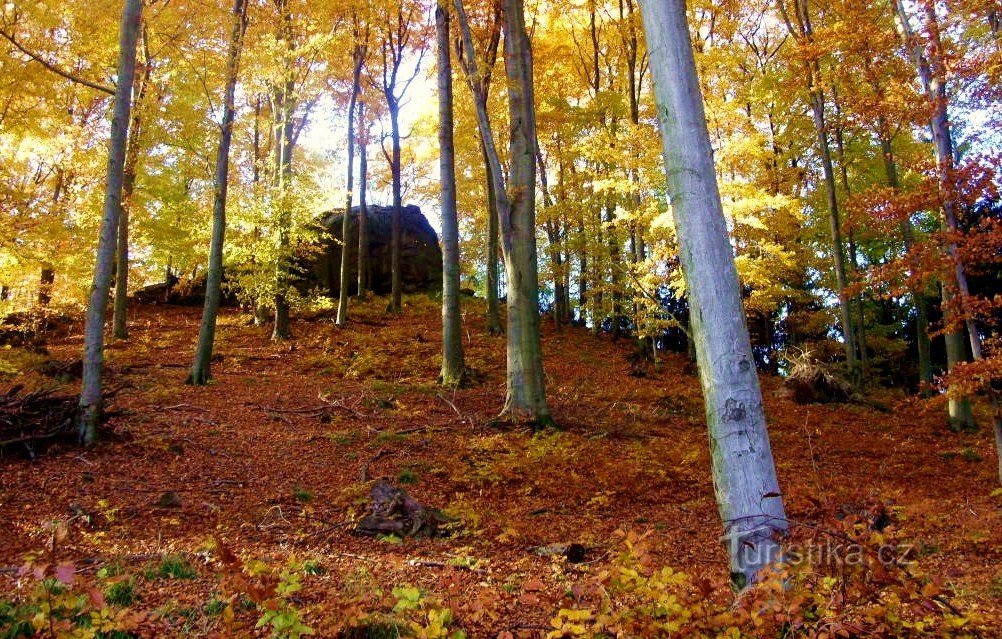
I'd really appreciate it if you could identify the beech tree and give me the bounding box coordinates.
[377,0,425,315]
[777,0,860,383]
[78,0,144,446]
[893,0,1002,482]
[456,0,552,424]
[437,0,465,386]
[187,0,250,385]
[111,24,152,341]
[638,0,788,586]
[336,24,368,328]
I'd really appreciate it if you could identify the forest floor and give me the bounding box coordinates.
[1,296,1000,637]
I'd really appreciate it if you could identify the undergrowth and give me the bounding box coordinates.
[2,510,990,638]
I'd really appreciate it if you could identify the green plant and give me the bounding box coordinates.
[213,543,314,639]
[149,555,197,580]
[204,597,226,617]
[293,487,313,503]
[389,586,465,639]
[960,448,983,462]
[397,467,418,485]
[254,563,314,639]
[1,522,145,639]
[104,580,137,607]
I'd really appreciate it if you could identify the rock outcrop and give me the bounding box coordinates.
[305,204,442,297]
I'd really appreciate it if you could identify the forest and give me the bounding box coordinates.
[0,0,1000,636]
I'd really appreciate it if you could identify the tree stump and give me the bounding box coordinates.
[354,479,441,538]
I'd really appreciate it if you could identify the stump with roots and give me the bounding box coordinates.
[783,348,854,404]
[354,479,442,538]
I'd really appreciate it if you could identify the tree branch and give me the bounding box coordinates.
[0,27,115,95]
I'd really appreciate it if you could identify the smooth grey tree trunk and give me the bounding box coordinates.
[638,0,787,587]
[187,0,248,385]
[451,3,503,335]
[78,0,143,446]
[456,0,551,424]
[378,10,421,316]
[388,105,403,314]
[437,1,466,386]
[337,42,366,327]
[482,141,504,335]
[271,0,295,341]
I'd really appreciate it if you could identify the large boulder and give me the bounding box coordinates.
[304,204,442,297]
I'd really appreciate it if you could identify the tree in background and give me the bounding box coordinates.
[187,0,250,385]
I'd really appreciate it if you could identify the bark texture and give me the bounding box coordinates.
[188,0,249,385]
[78,0,144,446]
[455,0,551,423]
[638,0,787,587]
[337,40,366,327]
[437,1,466,386]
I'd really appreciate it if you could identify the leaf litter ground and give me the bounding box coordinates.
[0,296,999,636]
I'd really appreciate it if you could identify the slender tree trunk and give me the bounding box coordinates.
[879,131,932,386]
[188,0,248,385]
[577,214,587,324]
[639,0,787,587]
[388,102,403,314]
[452,1,503,335]
[537,150,565,329]
[337,43,365,327]
[357,102,369,300]
[832,96,868,380]
[271,0,294,341]
[78,0,143,446]
[270,0,292,342]
[894,0,1001,478]
[112,27,151,341]
[437,1,466,385]
[38,267,55,307]
[778,0,858,381]
[456,0,551,424]
[482,138,504,335]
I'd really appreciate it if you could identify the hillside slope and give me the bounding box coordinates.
[1,297,999,636]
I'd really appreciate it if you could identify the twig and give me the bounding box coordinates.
[161,404,208,412]
[361,448,394,482]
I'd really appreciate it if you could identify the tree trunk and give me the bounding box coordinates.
[639,0,787,588]
[357,102,369,301]
[778,0,859,382]
[388,102,403,314]
[112,26,152,341]
[498,0,552,425]
[78,0,143,446]
[879,131,932,386]
[482,138,504,335]
[437,1,466,385]
[455,0,551,424]
[271,0,295,341]
[895,0,1002,476]
[337,42,366,327]
[187,0,248,385]
[38,267,55,307]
